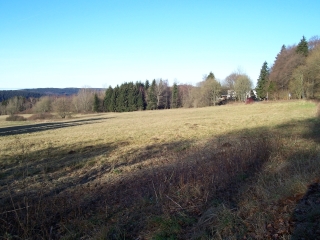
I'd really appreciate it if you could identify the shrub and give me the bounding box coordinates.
[5,115,27,121]
[28,113,54,120]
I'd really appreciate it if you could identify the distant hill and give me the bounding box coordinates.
[21,88,81,96]
[0,88,105,102]
[0,90,44,102]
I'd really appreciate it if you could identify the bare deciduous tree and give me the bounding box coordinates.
[269,45,305,99]
[198,77,221,106]
[308,35,320,51]
[53,97,71,118]
[290,66,305,99]
[179,84,194,108]
[33,96,52,113]
[6,96,24,115]
[155,79,169,109]
[224,72,241,90]
[72,87,94,113]
[234,74,252,101]
[303,44,320,99]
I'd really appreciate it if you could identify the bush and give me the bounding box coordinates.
[28,113,54,120]
[5,115,27,121]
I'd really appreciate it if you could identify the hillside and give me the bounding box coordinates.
[0,88,105,102]
[0,90,44,102]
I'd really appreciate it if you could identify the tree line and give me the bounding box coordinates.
[256,35,320,100]
[0,72,255,116]
[0,89,104,117]
[0,90,43,102]
[3,35,318,116]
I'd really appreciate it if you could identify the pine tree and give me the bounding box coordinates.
[104,86,114,112]
[118,83,129,112]
[110,86,119,112]
[171,83,179,108]
[136,82,145,110]
[256,61,269,100]
[127,82,138,111]
[207,71,215,80]
[93,93,100,112]
[145,80,150,91]
[147,79,157,110]
[296,36,308,57]
[137,91,144,110]
[280,45,286,55]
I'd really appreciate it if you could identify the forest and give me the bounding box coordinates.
[0,90,43,103]
[256,35,320,100]
[0,35,319,116]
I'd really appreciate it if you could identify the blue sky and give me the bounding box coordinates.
[1,0,319,89]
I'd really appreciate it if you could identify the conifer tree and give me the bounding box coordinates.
[127,82,138,111]
[280,45,286,55]
[137,91,144,110]
[207,71,215,79]
[296,36,308,57]
[147,79,157,110]
[118,83,129,112]
[136,82,145,110]
[110,86,119,112]
[104,86,114,112]
[145,80,150,91]
[256,61,269,99]
[93,93,100,112]
[171,83,179,108]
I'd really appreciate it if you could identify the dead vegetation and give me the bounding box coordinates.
[5,115,27,122]
[0,101,319,239]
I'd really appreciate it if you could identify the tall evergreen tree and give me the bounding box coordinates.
[127,82,138,111]
[145,80,150,91]
[256,61,269,99]
[147,79,157,110]
[104,86,114,112]
[110,86,119,112]
[171,83,179,108]
[93,93,100,112]
[207,71,215,80]
[136,82,145,110]
[296,36,308,57]
[118,83,129,112]
[279,45,286,56]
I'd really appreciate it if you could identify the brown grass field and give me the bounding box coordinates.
[1,100,320,239]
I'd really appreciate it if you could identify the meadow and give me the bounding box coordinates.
[0,100,320,239]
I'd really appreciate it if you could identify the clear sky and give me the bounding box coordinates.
[1,0,319,89]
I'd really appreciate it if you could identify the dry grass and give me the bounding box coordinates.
[0,100,319,239]
[317,101,320,118]
[5,115,27,121]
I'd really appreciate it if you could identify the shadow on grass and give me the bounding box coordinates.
[290,118,320,239]
[1,117,320,239]
[0,131,269,239]
[0,117,113,136]
[290,182,320,240]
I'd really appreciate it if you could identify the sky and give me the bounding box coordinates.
[1,0,320,90]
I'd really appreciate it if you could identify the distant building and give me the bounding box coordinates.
[227,90,236,100]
